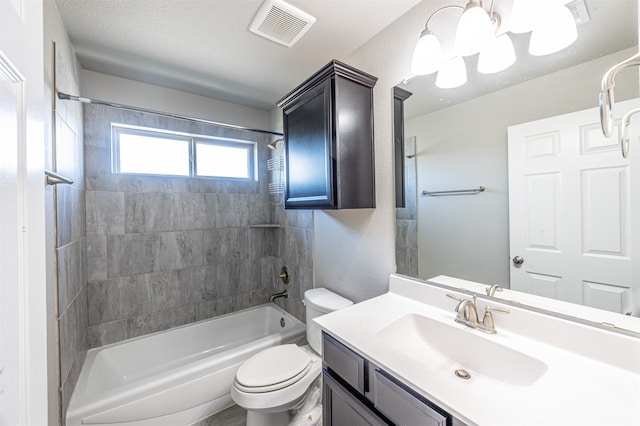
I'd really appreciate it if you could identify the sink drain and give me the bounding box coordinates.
[454,369,471,380]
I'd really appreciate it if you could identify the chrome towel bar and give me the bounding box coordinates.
[422,186,485,196]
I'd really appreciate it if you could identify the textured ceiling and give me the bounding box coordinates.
[54,0,423,109]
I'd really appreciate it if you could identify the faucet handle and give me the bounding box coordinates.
[481,306,510,333]
[276,266,290,285]
[485,306,510,315]
[446,293,464,302]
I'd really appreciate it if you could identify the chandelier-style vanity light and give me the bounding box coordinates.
[411,0,579,88]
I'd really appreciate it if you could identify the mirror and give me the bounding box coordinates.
[394,0,640,326]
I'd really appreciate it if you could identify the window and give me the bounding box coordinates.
[195,141,253,179]
[112,125,256,180]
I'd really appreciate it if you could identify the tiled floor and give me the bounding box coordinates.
[191,404,247,426]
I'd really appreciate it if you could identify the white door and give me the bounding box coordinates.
[508,98,640,315]
[0,0,48,424]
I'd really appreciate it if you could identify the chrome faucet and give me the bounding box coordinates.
[269,290,288,302]
[454,295,480,328]
[447,293,509,334]
[485,284,503,297]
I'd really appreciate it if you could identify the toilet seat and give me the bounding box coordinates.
[235,344,311,393]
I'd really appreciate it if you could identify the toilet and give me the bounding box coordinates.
[231,288,353,426]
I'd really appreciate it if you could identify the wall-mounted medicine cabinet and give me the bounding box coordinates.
[277,60,377,209]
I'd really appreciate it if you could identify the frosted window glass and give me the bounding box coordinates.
[119,133,190,176]
[196,143,250,178]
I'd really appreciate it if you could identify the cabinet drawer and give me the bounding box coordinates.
[323,371,387,426]
[374,369,448,426]
[323,332,366,394]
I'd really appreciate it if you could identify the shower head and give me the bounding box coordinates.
[268,138,283,151]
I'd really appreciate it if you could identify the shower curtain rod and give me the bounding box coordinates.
[57,91,284,137]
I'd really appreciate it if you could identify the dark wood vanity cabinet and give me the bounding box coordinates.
[322,332,467,426]
[277,60,377,209]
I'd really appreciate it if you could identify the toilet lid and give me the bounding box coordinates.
[236,344,311,389]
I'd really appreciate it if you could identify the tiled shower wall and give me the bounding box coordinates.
[270,208,313,321]
[52,50,88,421]
[84,105,313,347]
[396,136,418,277]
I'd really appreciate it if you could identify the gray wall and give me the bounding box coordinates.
[82,71,313,346]
[44,0,88,421]
[82,70,270,131]
[312,1,429,303]
[84,104,314,346]
[395,137,418,277]
[271,208,314,321]
[86,106,262,345]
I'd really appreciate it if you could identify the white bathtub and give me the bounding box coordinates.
[66,304,306,426]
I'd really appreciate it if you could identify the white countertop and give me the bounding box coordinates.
[315,274,640,426]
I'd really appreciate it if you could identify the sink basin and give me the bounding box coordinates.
[376,314,547,386]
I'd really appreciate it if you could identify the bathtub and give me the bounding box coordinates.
[66,304,305,426]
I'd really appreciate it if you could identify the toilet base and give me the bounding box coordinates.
[246,409,290,426]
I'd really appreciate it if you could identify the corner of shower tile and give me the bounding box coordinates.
[88,320,128,348]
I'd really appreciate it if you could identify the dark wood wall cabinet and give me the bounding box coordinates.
[393,86,412,208]
[277,60,377,209]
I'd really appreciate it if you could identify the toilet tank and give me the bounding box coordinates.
[304,288,353,354]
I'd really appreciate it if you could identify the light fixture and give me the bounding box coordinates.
[454,1,495,57]
[529,1,577,56]
[436,56,467,89]
[478,33,516,74]
[509,0,537,33]
[411,29,443,75]
[410,5,462,76]
[409,0,580,89]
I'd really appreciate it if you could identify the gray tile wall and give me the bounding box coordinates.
[396,141,418,277]
[84,105,312,347]
[270,208,314,322]
[54,47,88,422]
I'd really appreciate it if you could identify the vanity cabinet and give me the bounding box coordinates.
[323,332,466,426]
[277,60,377,209]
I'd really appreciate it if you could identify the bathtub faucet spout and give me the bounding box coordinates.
[269,290,288,302]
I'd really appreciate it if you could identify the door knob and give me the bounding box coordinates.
[512,256,524,266]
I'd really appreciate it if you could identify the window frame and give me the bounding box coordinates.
[111,124,257,181]
[194,138,256,180]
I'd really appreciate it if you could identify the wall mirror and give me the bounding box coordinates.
[394,0,640,328]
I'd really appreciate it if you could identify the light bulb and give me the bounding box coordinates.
[435,57,467,89]
[455,1,495,57]
[510,0,538,33]
[529,2,577,56]
[411,29,443,75]
[478,33,516,74]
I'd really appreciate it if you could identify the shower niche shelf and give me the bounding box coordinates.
[277,60,377,209]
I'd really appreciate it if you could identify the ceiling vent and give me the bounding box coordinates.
[249,0,316,47]
[566,0,591,25]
